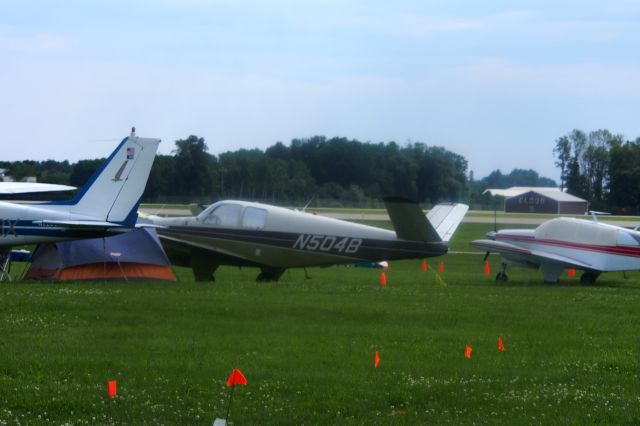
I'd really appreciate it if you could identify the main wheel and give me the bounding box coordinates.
[580,271,599,284]
[496,271,508,282]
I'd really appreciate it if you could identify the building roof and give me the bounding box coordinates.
[484,186,587,203]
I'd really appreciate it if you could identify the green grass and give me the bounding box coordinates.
[2,224,640,424]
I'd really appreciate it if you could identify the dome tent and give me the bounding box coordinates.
[26,226,175,282]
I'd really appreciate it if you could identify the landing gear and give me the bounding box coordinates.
[0,250,11,281]
[190,252,219,282]
[256,267,285,282]
[580,271,600,284]
[496,263,508,282]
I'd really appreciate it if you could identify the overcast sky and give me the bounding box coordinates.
[2,0,639,181]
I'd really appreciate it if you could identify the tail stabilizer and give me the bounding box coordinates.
[383,198,468,243]
[384,197,439,242]
[426,203,469,242]
[49,129,160,225]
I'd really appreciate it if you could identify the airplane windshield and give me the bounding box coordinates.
[202,203,242,227]
[242,207,267,230]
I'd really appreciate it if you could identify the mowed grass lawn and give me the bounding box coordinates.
[1,223,640,424]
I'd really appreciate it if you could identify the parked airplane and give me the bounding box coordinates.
[144,198,468,281]
[0,128,160,250]
[471,216,640,284]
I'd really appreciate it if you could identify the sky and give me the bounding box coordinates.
[2,0,640,181]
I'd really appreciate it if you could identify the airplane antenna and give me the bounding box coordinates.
[589,210,610,222]
[302,195,316,212]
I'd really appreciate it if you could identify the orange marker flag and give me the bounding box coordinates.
[421,260,427,272]
[380,271,387,286]
[465,344,472,359]
[484,260,490,275]
[439,261,445,273]
[374,351,380,368]
[568,268,575,277]
[107,380,117,398]
[226,369,247,387]
[498,336,505,352]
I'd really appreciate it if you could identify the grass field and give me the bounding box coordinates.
[2,223,640,424]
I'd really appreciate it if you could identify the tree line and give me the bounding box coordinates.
[2,134,566,208]
[143,135,472,206]
[553,129,640,213]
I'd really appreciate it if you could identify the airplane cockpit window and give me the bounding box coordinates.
[242,207,267,230]
[202,203,242,227]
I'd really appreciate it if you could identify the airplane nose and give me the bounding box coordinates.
[486,231,497,240]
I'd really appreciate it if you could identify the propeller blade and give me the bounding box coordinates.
[483,251,490,263]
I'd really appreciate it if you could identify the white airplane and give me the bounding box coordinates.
[471,216,640,284]
[144,198,468,281]
[0,128,160,278]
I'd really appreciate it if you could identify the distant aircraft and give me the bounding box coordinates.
[0,182,76,194]
[144,198,469,281]
[0,128,160,254]
[471,216,640,284]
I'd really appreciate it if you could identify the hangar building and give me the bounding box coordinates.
[484,187,589,215]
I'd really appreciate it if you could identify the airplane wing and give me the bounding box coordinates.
[0,182,76,194]
[471,239,594,269]
[32,219,124,229]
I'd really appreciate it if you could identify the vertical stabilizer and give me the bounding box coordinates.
[427,203,469,242]
[59,129,160,224]
[384,198,468,243]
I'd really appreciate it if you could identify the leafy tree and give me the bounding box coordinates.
[143,154,176,201]
[554,129,624,209]
[608,139,640,213]
[173,135,217,197]
[553,136,571,190]
[9,161,37,182]
[69,159,104,187]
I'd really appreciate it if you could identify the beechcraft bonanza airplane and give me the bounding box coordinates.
[471,215,640,284]
[144,198,468,281]
[0,128,160,279]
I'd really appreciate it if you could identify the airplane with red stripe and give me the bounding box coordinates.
[471,216,640,284]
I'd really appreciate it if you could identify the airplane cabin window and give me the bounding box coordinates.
[202,203,242,226]
[617,230,640,246]
[242,207,267,230]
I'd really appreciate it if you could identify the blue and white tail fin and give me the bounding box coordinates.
[49,128,160,225]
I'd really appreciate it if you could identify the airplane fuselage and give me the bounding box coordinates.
[495,228,640,272]
[154,203,448,269]
[148,199,468,281]
[474,217,640,283]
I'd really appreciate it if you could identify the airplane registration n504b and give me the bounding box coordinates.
[144,198,468,281]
